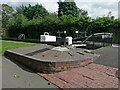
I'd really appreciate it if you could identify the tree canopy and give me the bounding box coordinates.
[14,4,49,19]
[2,4,14,30]
[58,0,88,17]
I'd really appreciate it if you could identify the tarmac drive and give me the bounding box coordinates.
[93,46,119,68]
[2,56,58,89]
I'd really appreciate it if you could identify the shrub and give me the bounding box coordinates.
[7,14,120,44]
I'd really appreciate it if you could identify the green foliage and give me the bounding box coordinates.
[58,0,88,17]
[58,0,80,17]
[14,4,49,20]
[7,14,59,39]
[7,14,120,43]
[78,8,88,17]
[59,15,78,37]
[7,14,28,37]
[2,4,14,30]
[1,40,40,55]
[13,5,25,17]
[89,17,118,34]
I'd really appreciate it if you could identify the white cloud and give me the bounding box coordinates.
[118,2,120,19]
[36,2,58,13]
[1,0,59,3]
[76,1,118,18]
[1,0,119,2]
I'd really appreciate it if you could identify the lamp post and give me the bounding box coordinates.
[57,30,67,46]
[64,31,67,46]
[75,31,79,37]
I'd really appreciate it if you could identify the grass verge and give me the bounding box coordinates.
[0,40,41,55]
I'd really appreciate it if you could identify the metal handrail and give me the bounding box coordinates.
[18,34,25,40]
[82,33,112,44]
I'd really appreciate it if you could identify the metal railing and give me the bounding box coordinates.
[18,34,25,40]
[72,33,113,49]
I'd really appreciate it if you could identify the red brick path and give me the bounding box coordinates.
[38,63,119,89]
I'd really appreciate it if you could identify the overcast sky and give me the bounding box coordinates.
[1,0,120,19]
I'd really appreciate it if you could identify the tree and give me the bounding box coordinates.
[58,0,87,17]
[15,4,49,20]
[2,4,14,30]
[13,5,25,17]
[49,12,58,17]
[58,0,79,17]
[78,8,88,17]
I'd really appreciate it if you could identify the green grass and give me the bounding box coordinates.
[0,40,41,55]
[3,36,39,41]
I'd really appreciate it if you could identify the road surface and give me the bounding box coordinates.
[2,56,58,88]
[93,46,119,68]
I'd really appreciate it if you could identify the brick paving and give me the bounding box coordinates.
[38,63,119,89]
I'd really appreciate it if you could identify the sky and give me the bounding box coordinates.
[1,0,120,19]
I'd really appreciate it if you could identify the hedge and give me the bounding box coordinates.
[7,14,120,44]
